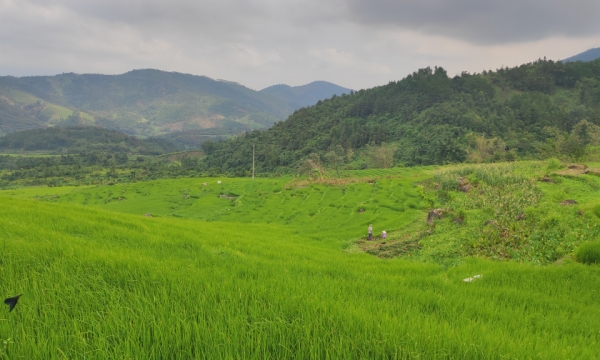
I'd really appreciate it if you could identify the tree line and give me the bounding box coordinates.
[201,59,600,174]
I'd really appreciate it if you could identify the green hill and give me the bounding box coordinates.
[203,59,600,173]
[0,70,295,138]
[0,126,178,154]
[0,71,357,140]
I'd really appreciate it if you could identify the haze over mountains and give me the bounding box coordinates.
[563,47,600,63]
[0,69,351,139]
[260,81,352,109]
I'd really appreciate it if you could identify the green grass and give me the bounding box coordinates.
[4,169,429,244]
[2,162,600,358]
[576,239,600,264]
[1,197,600,358]
[372,161,600,265]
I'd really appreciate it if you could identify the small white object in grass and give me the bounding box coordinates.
[217,180,222,184]
[463,274,482,282]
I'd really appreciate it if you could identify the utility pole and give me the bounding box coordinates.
[252,144,255,180]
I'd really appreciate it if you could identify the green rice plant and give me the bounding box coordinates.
[1,197,600,358]
[575,240,600,264]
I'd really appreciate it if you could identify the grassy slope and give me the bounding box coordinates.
[2,162,600,358]
[3,167,428,245]
[7,162,600,258]
[1,196,600,358]
[391,161,600,265]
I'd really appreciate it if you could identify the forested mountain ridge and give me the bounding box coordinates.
[0,70,353,139]
[0,69,294,137]
[260,81,353,109]
[203,59,600,174]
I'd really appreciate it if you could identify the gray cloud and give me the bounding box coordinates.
[0,0,599,90]
[345,0,600,44]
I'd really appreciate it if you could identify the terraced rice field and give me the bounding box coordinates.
[1,163,600,358]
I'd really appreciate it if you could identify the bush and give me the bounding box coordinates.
[575,240,600,265]
[546,158,562,171]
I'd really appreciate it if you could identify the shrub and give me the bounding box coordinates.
[575,240,600,265]
[546,158,562,171]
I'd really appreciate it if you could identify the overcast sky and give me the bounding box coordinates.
[1,0,599,90]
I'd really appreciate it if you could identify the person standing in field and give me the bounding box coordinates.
[368,224,373,240]
[382,230,387,240]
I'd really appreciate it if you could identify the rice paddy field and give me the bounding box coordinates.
[1,161,600,358]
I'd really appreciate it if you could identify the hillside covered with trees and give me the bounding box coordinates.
[0,70,340,138]
[202,59,600,175]
[0,126,177,154]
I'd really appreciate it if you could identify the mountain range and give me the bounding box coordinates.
[260,81,352,109]
[563,47,600,63]
[0,70,351,139]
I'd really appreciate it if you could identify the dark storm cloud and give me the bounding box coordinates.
[345,0,600,44]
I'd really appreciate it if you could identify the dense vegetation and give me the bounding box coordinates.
[0,70,295,137]
[0,151,210,189]
[150,129,229,150]
[2,160,600,358]
[0,94,46,133]
[0,126,178,154]
[372,161,600,265]
[203,59,600,173]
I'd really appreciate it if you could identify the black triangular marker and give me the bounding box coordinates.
[4,294,22,312]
